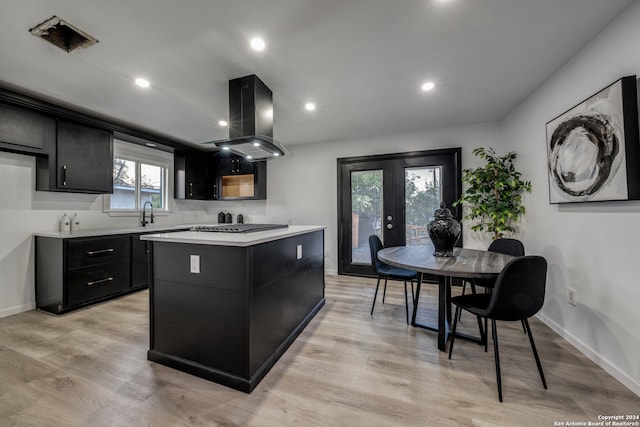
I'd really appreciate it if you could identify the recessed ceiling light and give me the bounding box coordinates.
[305,102,316,111]
[253,142,261,147]
[145,143,157,147]
[218,120,228,127]
[250,37,265,51]
[246,155,253,159]
[135,77,150,88]
[421,81,435,91]
[222,146,230,151]
[273,152,280,157]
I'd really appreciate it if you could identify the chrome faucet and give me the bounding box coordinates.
[141,201,154,227]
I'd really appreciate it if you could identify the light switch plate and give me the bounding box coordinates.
[190,255,200,273]
[296,245,303,260]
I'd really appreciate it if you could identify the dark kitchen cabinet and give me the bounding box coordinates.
[174,150,208,200]
[0,102,55,156]
[36,235,131,314]
[217,153,255,175]
[205,152,219,199]
[175,150,266,201]
[36,120,113,193]
[147,229,325,392]
[131,234,151,290]
[217,153,267,200]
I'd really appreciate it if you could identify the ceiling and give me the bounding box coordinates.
[0,0,635,150]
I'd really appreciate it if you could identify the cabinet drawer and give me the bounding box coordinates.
[67,236,129,268]
[67,262,130,307]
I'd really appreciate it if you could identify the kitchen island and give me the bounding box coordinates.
[141,225,325,393]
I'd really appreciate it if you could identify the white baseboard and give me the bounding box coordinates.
[537,313,640,397]
[0,302,36,319]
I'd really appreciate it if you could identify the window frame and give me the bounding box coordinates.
[103,140,174,217]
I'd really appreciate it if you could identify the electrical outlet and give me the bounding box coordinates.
[190,255,200,274]
[568,288,576,306]
[296,244,303,260]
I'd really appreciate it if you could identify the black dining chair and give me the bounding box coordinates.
[448,255,548,402]
[459,238,526,345]
[369,235,418,325]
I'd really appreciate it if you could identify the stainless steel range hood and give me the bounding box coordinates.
[211,75,286,160]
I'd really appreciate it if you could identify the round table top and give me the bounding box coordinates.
[377,245,514,279]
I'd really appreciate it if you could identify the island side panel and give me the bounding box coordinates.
[249,229,325,378]
[148,242,250,378]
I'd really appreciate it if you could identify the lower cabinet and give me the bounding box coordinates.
[36,232,161,314]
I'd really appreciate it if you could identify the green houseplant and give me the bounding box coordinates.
[454,147,532,240]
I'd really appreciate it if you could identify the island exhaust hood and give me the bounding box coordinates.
[210,74,286,160]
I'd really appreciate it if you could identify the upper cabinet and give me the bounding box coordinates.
[36,120,114,194]
[174,150,208,200]
[175,151,266,201]
[0,102,55,156]
[217,152,266,200]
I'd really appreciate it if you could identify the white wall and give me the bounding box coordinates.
[501,0,640,396]
[263,122,503,274]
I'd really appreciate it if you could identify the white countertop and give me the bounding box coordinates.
[33,224,198,239]
[140,225,326,247]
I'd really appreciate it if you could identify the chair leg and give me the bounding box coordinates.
[411,280,415,304]
[457,282,467,321]
[484,317,489,352]
[476,315,485,345]
[448,305,461,359]
[382,277,388,303]
[491,319,503,402]
[404,280,410,325]
[524,319,548,389]
[370,276,382,316]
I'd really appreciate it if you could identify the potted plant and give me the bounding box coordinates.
[454,147,532,240]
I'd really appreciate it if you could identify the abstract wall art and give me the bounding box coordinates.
[546,76,640,203]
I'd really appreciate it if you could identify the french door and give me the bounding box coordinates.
[337,148,461,276]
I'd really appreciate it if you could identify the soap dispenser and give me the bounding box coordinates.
[60,213,71,232]
[71,213,80,232]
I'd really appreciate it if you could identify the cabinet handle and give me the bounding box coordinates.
[189,182,193,196]
[87,277,113,286]
[86,248,114,256]
[62,165,67,187]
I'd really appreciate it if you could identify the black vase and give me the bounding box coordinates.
[427,202,461,257]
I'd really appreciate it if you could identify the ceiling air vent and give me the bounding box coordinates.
[29,16,98,53]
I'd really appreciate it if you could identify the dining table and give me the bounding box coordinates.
[377,245,514,351]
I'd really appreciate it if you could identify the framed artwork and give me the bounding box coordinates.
[546,75,640,203]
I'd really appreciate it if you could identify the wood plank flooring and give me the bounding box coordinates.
[1,275,638,426]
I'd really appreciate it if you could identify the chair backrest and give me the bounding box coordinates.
[488,238,525,257]
[486,255,547,321]
[368,235,385,275]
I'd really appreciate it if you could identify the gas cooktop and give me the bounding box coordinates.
[191,224,289,233]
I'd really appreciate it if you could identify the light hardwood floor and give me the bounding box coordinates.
[1,275,638,426]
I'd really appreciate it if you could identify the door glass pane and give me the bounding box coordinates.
[351,170,383,264]
[140,163,164,209]
[111,159,137,209]
[405,166,442,246]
